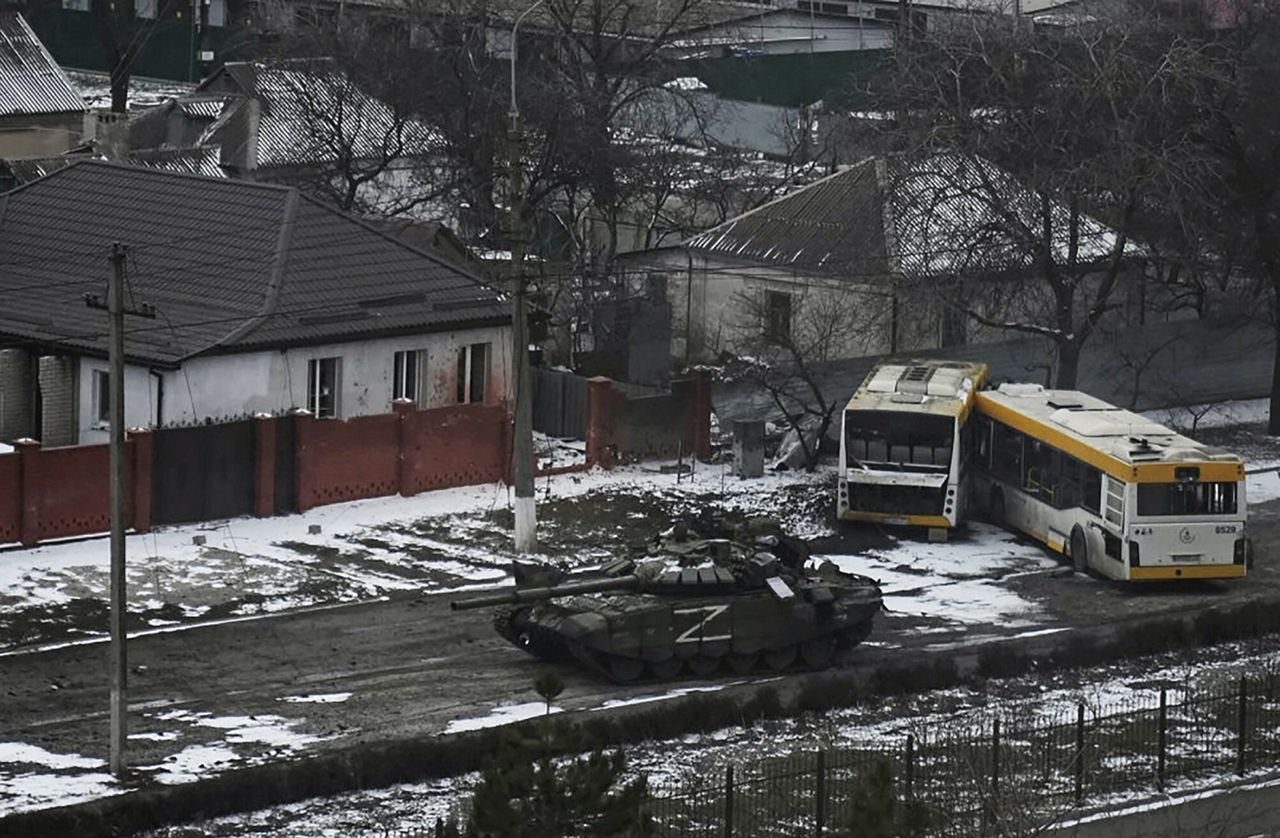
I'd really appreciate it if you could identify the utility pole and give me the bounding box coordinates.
[508,0,543,554]
[85,243,155,778]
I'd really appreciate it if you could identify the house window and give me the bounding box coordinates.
[136,0,157,18]
[764,291,792,344]
[63,0,90,10]
[307,357,341,418]
[456,343,489,404]
[393,349,427,406]
[208,0,227,27]
[93,369,110,425]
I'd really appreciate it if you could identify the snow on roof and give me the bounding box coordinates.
[845,359,989,417]
[980,384,1244,469]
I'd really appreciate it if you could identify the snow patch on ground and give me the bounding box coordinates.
[821,521,1057,627]
[149,745,242,785]
[444,702,562,734]
[281,692,352,704]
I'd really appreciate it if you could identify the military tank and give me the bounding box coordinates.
[450,517,883,682]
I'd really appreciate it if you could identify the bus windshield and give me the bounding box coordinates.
[1136,482,1239,516]
[845,410,954,469]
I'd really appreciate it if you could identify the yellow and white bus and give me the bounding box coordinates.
[973,384,1249,581]
[837,360,989,538]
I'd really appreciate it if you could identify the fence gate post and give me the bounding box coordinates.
[815,749,826,836]
[724,765,734,838]
[1157,688,1167,791]
[1238,675,1248,776]
[1074,703,1085,805]
[905,733,915,800]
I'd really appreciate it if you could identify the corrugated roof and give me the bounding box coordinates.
[684,158,889,276]
[0,162,505,366]
[0,12,85,116]
[682,154,1141,280]
[193,61,439,169]
[129,146,227,179]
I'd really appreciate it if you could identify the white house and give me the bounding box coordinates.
[623,153,1147,366]
[0,161,510,446]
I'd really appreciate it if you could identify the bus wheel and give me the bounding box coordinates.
[1070,525,1089,573]
[989,488,1006,527]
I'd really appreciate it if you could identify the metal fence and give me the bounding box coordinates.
[646,667,1280,837]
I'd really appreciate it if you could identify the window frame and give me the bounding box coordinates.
[93,369,110,426]
[763,290,793,345]
[456,343,490,404]
[306,356,341,419]
[392,349,427,407]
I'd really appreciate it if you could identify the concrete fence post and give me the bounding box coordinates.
[13,438,40,546]
[693,369,712,461]
[252,414,277,517]
[126,427,153,532]
[585,377,617,469]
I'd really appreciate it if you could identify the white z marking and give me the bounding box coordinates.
[672,604,732,644]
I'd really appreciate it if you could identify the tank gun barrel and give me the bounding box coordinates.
[450,575,641,610]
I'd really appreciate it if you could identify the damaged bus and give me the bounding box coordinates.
[973,384,1249,581]
[837,360,989,539]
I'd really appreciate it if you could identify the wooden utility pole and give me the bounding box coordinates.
[85,243,154,777]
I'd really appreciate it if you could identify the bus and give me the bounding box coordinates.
[973,383,1249,581]
[837,359,989,539]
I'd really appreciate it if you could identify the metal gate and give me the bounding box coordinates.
[273,413,297,515]
[532,368,588,439]
[151,420,256,525]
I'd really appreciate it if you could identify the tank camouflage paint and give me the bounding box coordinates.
[450,518,883,682]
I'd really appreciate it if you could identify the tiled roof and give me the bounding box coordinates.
[0,161,505,366]
[0,12,85,116]
[682,154,1140,279]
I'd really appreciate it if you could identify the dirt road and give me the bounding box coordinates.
[4,498,1279,780]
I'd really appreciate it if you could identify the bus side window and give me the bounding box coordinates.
[1057,456,1082,509]
[973,416,991,466]
[992,421,1022,485]
[1082,465,1103,515]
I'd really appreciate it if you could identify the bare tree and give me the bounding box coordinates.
[1173,3,1280,433]
[725,281,888,470]
[870,3,1205,387]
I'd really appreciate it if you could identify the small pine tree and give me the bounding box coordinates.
[465,733,650,837]
[840,760,927,838]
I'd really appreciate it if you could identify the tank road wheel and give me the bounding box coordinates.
[687,656,720,678]
[606,655,645,683]
[763,645,797,672]
[726,652,759,675]
[800,636,837,669]
[648,658,683,680]
[1070,525,1089,574]
[839,621,874,649]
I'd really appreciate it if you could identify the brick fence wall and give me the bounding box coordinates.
[0,372,711,547]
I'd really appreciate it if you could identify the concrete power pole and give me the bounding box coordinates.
[508,113,536,554]
[509,2,542,554]
[86,243,154,777]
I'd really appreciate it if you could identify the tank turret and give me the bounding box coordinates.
[449,516,883,683]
